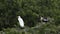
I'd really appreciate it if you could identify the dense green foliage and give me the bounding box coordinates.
[0,0,60,34]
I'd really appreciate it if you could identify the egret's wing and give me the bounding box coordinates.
[18,16,24,27]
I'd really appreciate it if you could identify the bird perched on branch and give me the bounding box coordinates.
[18,16,24,29]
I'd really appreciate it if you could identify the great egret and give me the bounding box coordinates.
[18,16,24,28]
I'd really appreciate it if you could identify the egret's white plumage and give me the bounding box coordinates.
[18,16,24,28]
